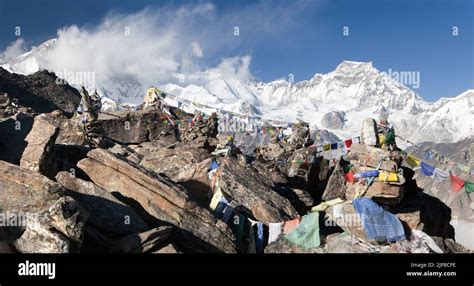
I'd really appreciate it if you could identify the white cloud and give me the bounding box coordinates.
[0,38,27,63]
[191,42,204,58]
[1,1,318,100]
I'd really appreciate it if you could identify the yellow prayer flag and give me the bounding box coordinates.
[323,144,330,151]
[406,154,421,168]
[378,171,399,182]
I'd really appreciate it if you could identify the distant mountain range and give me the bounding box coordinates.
[2,39,473,145]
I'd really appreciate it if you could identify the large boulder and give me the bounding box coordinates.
[14,196,87,254]
[0,160,87,252]
[77,148,237,253]
[240,159,313,214]
[217,157,299,223]
[0,68,81,116]
[56,172,149,236]
[19,114,59,177]
[0,160,64,213]
[92,109,178,144]
[255,142,286,162]
[321,159,347,201]
[111,143,214,204]
[41,110,86,145]
[19,111,91,180]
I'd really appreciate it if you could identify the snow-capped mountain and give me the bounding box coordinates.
[1,39,472,145]
[157,62,473,145]
[1,39,57,75]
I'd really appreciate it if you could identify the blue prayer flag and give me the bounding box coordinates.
[420,161,435,176]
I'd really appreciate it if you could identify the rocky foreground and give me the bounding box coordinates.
[0,70,471,253]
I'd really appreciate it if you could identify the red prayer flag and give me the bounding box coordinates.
[344,170,356,183]
[344,139,353,149]
[450,174,465,193]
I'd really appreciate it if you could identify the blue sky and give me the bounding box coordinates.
[0,0,472,100]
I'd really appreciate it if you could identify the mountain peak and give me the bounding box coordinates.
[334,61,375,74]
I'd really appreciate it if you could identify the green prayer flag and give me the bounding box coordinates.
[465,182,474,193]
[284,212,320,249]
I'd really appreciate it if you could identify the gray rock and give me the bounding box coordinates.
[0,68,81,116]
[14,221,71,253]
[321,111,346,129]
[265,237,324,253]
[41,196,88,245]
[325,232,371,253]
[56,171,149,236]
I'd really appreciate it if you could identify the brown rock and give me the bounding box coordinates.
[20,114,59,177]
[140,145,210,180]
[56,171,149,236]
[0,160,63,213]
[345,181,404,205]
[92,109,178,144]
[321,160,347,201]
[43,111,86,145]
[171,158,213,205]
[346,144,398,172]
[443,238,472,253]
[111,226,173,253]
[77,148,236,253]
[217,157,298,223]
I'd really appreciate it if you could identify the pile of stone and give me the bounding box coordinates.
[285,121,313,150]
[0,70,470,254]
[178,111,218,148]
